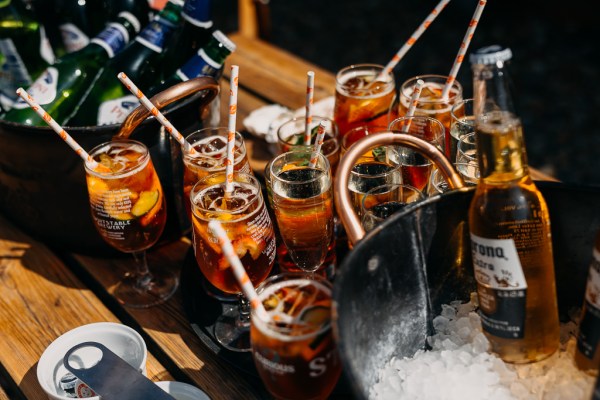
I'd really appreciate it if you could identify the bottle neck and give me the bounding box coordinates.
[182,0,212,28]
[89,14,139,58]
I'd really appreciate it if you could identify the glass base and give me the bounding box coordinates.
[213,306,251,353]
[113,268,179,309]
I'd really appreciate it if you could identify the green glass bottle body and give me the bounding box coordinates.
[160,0,212,80]
[0,0,55,108]
[468,46,560,364]
[2,12,140,126]
[68,0,183,127]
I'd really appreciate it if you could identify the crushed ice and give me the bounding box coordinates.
[370,295,594,400]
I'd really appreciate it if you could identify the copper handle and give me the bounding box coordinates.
[334,132,465,246]
[116,76,220,138]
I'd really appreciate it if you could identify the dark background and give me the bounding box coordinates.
[213,0,600,187]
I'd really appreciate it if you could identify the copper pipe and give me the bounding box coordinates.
[116,76,220,138]
[334,132,465,246]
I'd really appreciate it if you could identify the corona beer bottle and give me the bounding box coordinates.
[468,45,560,363]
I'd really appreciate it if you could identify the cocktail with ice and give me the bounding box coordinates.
[85,139,178,308]
[333,64,398,137]
[183,127,252,219]
[398,75,462,158]
[190,171,275,351]
[251,273,342,400]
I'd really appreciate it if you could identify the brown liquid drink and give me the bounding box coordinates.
[398,75,462,158]
[190,172,275,294]
[183,128,252,220]
[334,64,398,137]
[86,140,166,252]
[251,273,342,400]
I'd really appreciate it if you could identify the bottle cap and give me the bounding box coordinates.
[469,45,513,65]
[212,30,237,53]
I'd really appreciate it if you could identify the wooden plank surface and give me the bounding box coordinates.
[0,214,171,399]
[69,238,265,400]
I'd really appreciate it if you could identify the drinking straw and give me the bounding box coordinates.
[375,0,451,82]
[15,88,105,172]
[308,120,327,168]
[117,72,197,155]
[441,0,487,100]
[304,71,315,145]
[402,79,425,133]
[225,65,239,194]
[208,220,270,321]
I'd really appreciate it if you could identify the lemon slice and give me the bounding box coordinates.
[131,190,159,217]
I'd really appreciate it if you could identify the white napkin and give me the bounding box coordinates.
[243,96,335,144]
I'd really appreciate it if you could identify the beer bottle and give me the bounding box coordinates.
[56,0,96,54]
[67,0,184,127]
[104,0,150,31]
[575,231,600,375]
[160,0,213,79]
[468,45,560,363]
[2,12,141,126]
[0,0,55,109]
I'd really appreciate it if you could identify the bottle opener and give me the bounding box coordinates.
[63,341,176,400]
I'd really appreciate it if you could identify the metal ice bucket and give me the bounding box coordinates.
[0,77,219,255]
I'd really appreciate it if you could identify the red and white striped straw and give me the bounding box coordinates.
[117,72,197,155]
[225,65,239,193]
[441,0,487,99]
[208,220,270,321]
[308,120,327,168]
[402,79,425,132]
[304,71,315,145]
[15,88,102,171]
[376,0,451,81]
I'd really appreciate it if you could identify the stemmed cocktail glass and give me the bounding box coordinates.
[84,139,179,308]
[269,150,334,273]
[190,171,275,352]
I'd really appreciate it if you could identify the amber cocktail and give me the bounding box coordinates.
[334,64,398,137]
[85,139,178,308]
[251,273,342,400]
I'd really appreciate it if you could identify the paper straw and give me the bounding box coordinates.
[208,220,270,321]
[375,0,451,81]
[304,71,315,145]
[441,0,487,99]
[225,65,239,194]
[15,88,103,171]
[117,72,197,155]
[308,120,327,168]
[402,79,425,133]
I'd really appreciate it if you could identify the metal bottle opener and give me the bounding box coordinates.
[63,341,176,400]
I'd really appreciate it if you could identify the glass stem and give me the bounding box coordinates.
[237,293,251,328]
[132,250,153,291]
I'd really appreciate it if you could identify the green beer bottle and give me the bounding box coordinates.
[2,12,141,126]
[56,0,96,54]
[0,0,55,109]
[67,0,184,126]
[160,0,212,79]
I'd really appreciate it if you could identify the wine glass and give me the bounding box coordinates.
[190,171,275,352]
[360,183,424,231]
[455,132,480,185]
[269,149,334,273]
[84,139,179,308]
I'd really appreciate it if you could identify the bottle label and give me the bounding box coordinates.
[0,38,32,106]
[176,49,222,81]
[10,67,59,109]
[96,95,140,125]
[182,0,213,28]
[470,233,528,339]
[59,23,90,53]
[38,26,56,65]
[90,21,132,59]
[135,15,179,53]
[577,248,600,359]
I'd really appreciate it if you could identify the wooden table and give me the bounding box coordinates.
[0,33,557,400]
